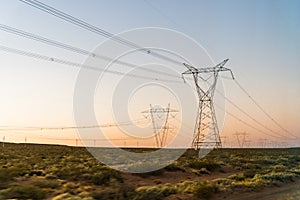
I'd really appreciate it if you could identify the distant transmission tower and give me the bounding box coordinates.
[235,132,250,148]
[142,104,178,148]
[182,59,234,150]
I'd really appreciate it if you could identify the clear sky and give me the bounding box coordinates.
[0,0,299,148]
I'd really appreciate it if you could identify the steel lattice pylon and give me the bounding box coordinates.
[182,59,234,150]
[142,104,178,148]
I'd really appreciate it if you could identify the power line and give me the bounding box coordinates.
[8,0,297,145]
[0,44,288,142]
[143,0,215,65]
[234,79,298,138]
[0,24,183,81]
[30,137,152,142]
[181,74,294,141]
[1,39,285,140]
[215,89,290,139]
[0,118,149,131]
[218,104,290,140]
[143,1,298,142]
[19,0,146,51]
[18,0,185,67]
[0,44,179,83]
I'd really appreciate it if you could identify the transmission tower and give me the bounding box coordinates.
[182,59,234,150]
[235,132,250,148]
[142,104,178,148]
[259,138,268,148]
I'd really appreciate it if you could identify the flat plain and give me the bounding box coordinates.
[0,143,299,199]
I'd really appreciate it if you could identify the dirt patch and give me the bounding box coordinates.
[122,166,239,187]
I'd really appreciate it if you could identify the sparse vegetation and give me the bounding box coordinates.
[0,185,47,200]
[0,143,299,199]
[193,181,217,199]
[32,179,61,189]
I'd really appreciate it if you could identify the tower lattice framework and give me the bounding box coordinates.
[142,104,178,148]
[182,59,234,150]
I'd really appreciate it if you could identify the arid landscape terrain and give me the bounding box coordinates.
[0,143,299,199]
[1,1,299,200]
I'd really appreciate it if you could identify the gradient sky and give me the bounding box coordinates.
[0,0,299,147]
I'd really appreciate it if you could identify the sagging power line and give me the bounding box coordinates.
[144,1,298,143]
[19,0,185,67]
[0,24,184,81]
[215,89,290,139]
[5,40,285,142]
[0,118,150,131]
[0,44,180,83]
[234,79,298,139]
[0,0,293,149]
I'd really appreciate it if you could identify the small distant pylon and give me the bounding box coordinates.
[259,138,268,148]
[235,132,249,148]
[182,59,234,150]
[142,103,178,148]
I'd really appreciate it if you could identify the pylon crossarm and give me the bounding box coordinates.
[182,63,198,74]
[141,108,178,114]
[214,59,229,68]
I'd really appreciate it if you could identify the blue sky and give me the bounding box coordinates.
[0,0,299,147]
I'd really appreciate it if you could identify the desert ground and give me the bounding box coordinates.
[0,143,299,199]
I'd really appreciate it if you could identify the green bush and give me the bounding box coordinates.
[290,169,300,175]
[91,172,111,185]
[187,160,220,171]
[192,168,211,176]
[91,184,136,200]
[193,181,217,199]
[135,184,176,200]
[259,172,295,183]
[175,181,195,193]
[52,192,93,200]
[91,170,123,185]
[53,165,85,180]
[118,184,136,199]
[33,179,61,189]
[229,173,245,181]
[62,182,78,195]
[0,167,27,188]
[0,185,46,200]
